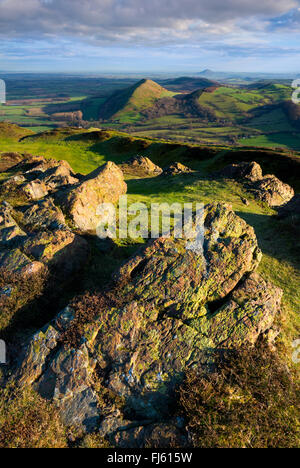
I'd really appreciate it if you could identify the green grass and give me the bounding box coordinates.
[246,108,295,133]
[239,132,300,150]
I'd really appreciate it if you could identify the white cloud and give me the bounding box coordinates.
[0,0,298,43]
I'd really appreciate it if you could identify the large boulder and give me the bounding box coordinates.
[217,161,294,207]
[58,162,127,233]
[217,161,262,182]
[250,175,295,207]
[163,162,193,176]
[120,155,163,177]
[15,203,282,440]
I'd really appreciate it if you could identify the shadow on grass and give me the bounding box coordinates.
[236,211,300,270]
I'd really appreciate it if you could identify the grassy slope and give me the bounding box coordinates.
[197,84,292,121]
[0,126,299,355]
[98,79,176,123]
[98,82,299,149]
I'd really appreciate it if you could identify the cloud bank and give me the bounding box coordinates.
[0,0,298,42]
[0,0,299,72]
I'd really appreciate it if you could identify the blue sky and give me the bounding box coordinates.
[0,0,300,73]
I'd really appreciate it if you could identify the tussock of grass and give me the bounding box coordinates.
[179,342,300,448]
[0,382,67,448]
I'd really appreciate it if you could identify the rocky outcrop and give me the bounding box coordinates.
[217,161,294,207]
[58,162,127,232]
[1,153,127,233]
[0,248,44,278]
[0,197,88,279]
[25,158,79,192]
[0,202,26,246]
[0,153,79,201]
[21,199,66,232]
[22,228,89,276]
[120,155,163,177]
[163,162,193,176]
[251,175,294,207]
[217,161,263,182]
[15,203,282,443]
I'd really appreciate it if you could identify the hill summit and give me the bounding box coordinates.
[98,79,173,121]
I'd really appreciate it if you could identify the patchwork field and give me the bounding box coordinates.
[1,75,299,151]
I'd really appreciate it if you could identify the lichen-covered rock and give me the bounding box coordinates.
[28,159,78,192]
[121,155,163,177]
[18,307,75,386]
[21,199,66,232]
[21,179,49,201]
[1,154,79,196]
[217,161,263,182]
[17,308,99,432]
[22,228,89,275]
[0,202,27,246]
[163,162,193,176]
[37,344,99,431]
[197,272,283,347]
[15,203,282,439]
[217,161,294,207]
[114,202,262,312]
[0,248,44,278]
[58,162,127,232]
[250,175,294,207]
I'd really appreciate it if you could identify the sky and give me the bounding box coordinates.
[0,0,300,73]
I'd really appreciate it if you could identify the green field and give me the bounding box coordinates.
[1,75,300,154]
[239,132,300,150]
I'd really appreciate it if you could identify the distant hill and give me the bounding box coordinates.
[159,76,219,92]
[97,79,175,122]
[199,69,215,76]
[79,79,300,150]
[96,82,294,125]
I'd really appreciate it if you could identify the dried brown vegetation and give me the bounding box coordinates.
[179,342,300,448]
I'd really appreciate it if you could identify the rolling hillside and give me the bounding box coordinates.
[95,80,294,126]
[88,79,300,150]
[158,76,219,92]
[97,79,175,123]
